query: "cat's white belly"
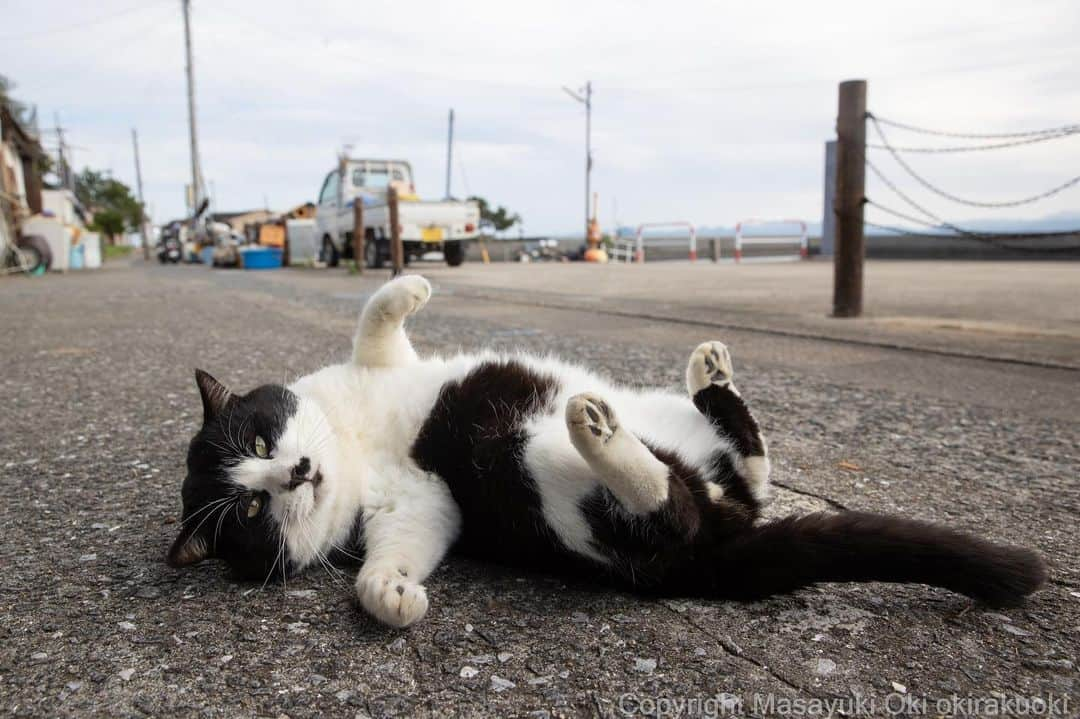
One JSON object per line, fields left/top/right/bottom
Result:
{"left": 616, "top": 390, "right": 733, "bottom": 469}
{"left": 299, "top": 352, "right": 738, "bottom": 571}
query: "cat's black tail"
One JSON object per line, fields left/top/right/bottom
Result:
{"left": 682, "top": 512, "right": 1047, "bottom": 606}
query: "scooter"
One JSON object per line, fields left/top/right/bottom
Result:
{"left": 157, "top": 223, "right": 183, "bottom": 264}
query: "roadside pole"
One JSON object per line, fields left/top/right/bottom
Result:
{"left": 821, "top": 140, "right": 837, "bottom": 256}
{"left": 833, "top": 79, "right": 867, "bottom": 318}
{"left": 353, "top": 201, "right": 364, "bottom": 275}
{"left": 444, "top": 109, "right": 454, "bottom": 199}
{"left": 388, "top": 186, "right": 403, "bottom": 277}
{"left": 131, "top": 128, "right": 150, "bottom": 260}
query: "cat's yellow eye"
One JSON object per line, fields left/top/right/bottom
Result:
{"left": 254, "top": 435, "right": 269, "bottom": 458}
{"left": 247, "top": 495, "right": 263, "bottom": 518}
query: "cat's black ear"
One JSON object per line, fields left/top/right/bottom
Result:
{"left": 195, "top": 368, "right": 233, "bottom": 423}
{"left": 166, "top": 531, "right": 210, "bottom": 568}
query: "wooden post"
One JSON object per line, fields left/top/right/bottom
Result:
{"left": 388, "top": 186, "right": 403, "bottom": 277}
{"left": 833, "top": 79, "right": 866, "bottom": 318}
{"left": 352, "top": 200, "right": 364, "bottom": 274}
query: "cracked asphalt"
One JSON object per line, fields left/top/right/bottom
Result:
{"left": 1, "top": 260, "right": 1077, "bottom": 718}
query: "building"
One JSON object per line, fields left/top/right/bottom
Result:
{"left": 209, "top": 209, "right": 276, "bottom": 234}
{"left": 0, "top": 103, "right": 46, "bottom": 244}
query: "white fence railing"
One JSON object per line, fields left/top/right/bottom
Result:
{"left": 613, "top": 221, "right": 698, "bottom": 263}
{"left": 734, "top": 219, "right": 808, "bottom": 262}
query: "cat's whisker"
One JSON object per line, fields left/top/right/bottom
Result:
{"left": 297, "top": 517, "right": 347, "bottom": 588}
{"left": 329, "top": 540, "right": 364, "bottom": 563}
{"left": 280, "top": 514, "right": 290, "bottom": 592}
{"left": 185, "top": 497, "right": 234, "bottom": 541}
{"left": 179, "top": 491, "right": 242, "bottom": 528}
{"left": 212, "top": 498, "right": 239, "bottom": 552}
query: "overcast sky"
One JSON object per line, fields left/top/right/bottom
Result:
{"left": 3, "top": 0, "right": 1078, "bottom": 233}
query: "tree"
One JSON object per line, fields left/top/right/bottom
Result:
{"left": 0, "top": 74, "right": 36, "bottom": 129}
{"left": 0, "top": 74, "right": 51, "bottom": 183}
{"left": 468, "top": 196, "right": 521, "bottom": 233}
{"left": 74, "top": 168, "right": 143, "bottom": 244}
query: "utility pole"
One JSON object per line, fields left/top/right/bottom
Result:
{"left": 182, "top": 0, "right": 203, "bottom": 224}
{"left": 562, "top": 81, "right": 592, "bottom": 243}
{"left": 832, "top": 79, "right": 867, "bottom": 318}
{"left": 444, "top": 109, "right": 454, "bottom": 200}
{"left": 54, "top": 113, "right": 71, "bottom": 190}
{"left": 131, "top": 128, "right": 150, "bottom": 260}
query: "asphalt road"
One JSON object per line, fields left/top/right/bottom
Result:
{"left": 1, "top": 261, "right": 1077, "bottom": 718}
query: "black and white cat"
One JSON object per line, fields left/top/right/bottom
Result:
{"left": 167, "top": 275, "right": 1046, "bottom": 627}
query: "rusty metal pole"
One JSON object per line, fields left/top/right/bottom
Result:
{"left": 388, "top": 186, "right": 403, "bottom": 277}
{"left": 833, "top": 79, "right": 867, "bottom": 318}
{"left": 352, "top": 200, "right": 364, "bottom": 274}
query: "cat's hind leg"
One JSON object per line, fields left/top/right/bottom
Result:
{"left": 566, "top": 393, "right": 699, "bottom": 539}
{"left": 351, "top": 275, "right": 431, "bottom": 368}
{"left": 686, "top": 341, "right": 771, "bottom": 501}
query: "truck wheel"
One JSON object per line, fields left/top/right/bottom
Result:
{"left": 445, "top": 241, "right": 466, "bottom": 267}
{"left": 364, "top": 238, "right": 384, "bottom": 269}
{"left": 320, "top": 236, "right": 339, "bottom": 267}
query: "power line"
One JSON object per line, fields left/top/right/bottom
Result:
{"left": 868, "top": 114, "right": 1080, "bottom": 208}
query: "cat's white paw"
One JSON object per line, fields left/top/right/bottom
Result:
{"left": 566, "top": 392, "right": 670, "bottom": 514}
{"left": 566, "top": 392, "right": 618, "bottom": 448}
{"left": 686, "top": 341, "right": 736, "bottom": 396}
{"left": 356, "top": 569, "right": 429, "bottom": 628}
{"left": 372, "top": 275, "right": 432, "bottom": 322}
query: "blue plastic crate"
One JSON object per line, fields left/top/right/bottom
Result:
{"left": 241, "top": 247, "right": 283, "bottom": 270}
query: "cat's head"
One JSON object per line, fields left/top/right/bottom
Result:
{"left": 166, "top": 369, "right": 338, "bottom": 581}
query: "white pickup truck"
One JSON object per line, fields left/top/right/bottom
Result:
{"left": 315, "top": 157, "right": 480, "bottom": 268}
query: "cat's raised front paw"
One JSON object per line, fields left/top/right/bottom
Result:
{"left": 356, "top": 569, "right": 429, "bottom": 628}
{"left": 372, "top": 275, "right": 432, "bottom": 322}
{"left": 686, "top": 341, "right": 736, "bottom": 396}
